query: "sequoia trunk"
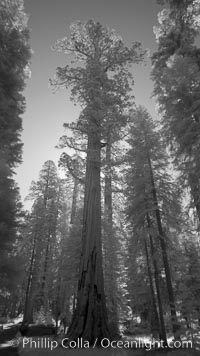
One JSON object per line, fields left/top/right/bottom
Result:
{"left": 67, "top": 131, "right": 111, "bottom": 344}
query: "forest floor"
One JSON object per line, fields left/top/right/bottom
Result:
{"left": 0, "top": 323, "right": 200, "bottom": 356}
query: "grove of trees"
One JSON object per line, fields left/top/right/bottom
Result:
{"left": 1, "top": 0, "right": 200, "bottom": 352}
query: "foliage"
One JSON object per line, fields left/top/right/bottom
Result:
{"left": 51, "top": 20, "right": 145, "bottom": 137}
{"left": 0, "top": 0, "right": 31, "bottom": 313}
{"left": 124, "top": 106, "right": 184, "bottom": 337}
{"left": 152, "top": 0, "right": 200, "bottom": 222}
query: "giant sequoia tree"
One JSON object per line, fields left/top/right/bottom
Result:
{"left": 51, "top": 20, "right": 144, "bottom": 342}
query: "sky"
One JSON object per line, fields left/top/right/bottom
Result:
{"left": 16, "top": 0, "right": 162, "bottom": 206}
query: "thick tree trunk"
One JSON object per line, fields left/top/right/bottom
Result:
{"left": 67, "top": 132, "right": 111, "bottom": 344}
{"left": 104, "top": 137, "right": 119, "bottom": 336}
{"left": 147, "top": 154, "right": 179, "bottom": 338}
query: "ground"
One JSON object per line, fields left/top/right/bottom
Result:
{"left": 1, "top": 323, "right": 200, "bottom": 356}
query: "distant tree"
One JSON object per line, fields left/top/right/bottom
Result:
{"left": 22, "top": 199, "right": 45, "bottom": 324}
{"left": 51, "top": 20, "right": 145, "bottom": 342}
{"left": 55, "top": 153, "right": 84, "bottom": 327}
{"left": 23, "top": 161, "right": 61, "bottom": 323}
{"left": 125, "top": 106, "right": 182, "bottom": 339}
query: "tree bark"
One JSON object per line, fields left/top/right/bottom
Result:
{"left": 103, "top": 136, "right": 119, "bottom": 336}
{"left": 67, "top": 131, "right": 111, "bottom": 344}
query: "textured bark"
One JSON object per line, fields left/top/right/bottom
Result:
{"left": 103, "top": 137, "right": 119, "bottom": 336}
{"left": 67, "top": 132, "right": 111, "bottom": 344}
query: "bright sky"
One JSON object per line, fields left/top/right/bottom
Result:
{"left": 15, "top": 0, "right": 162, "bottom": 205}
